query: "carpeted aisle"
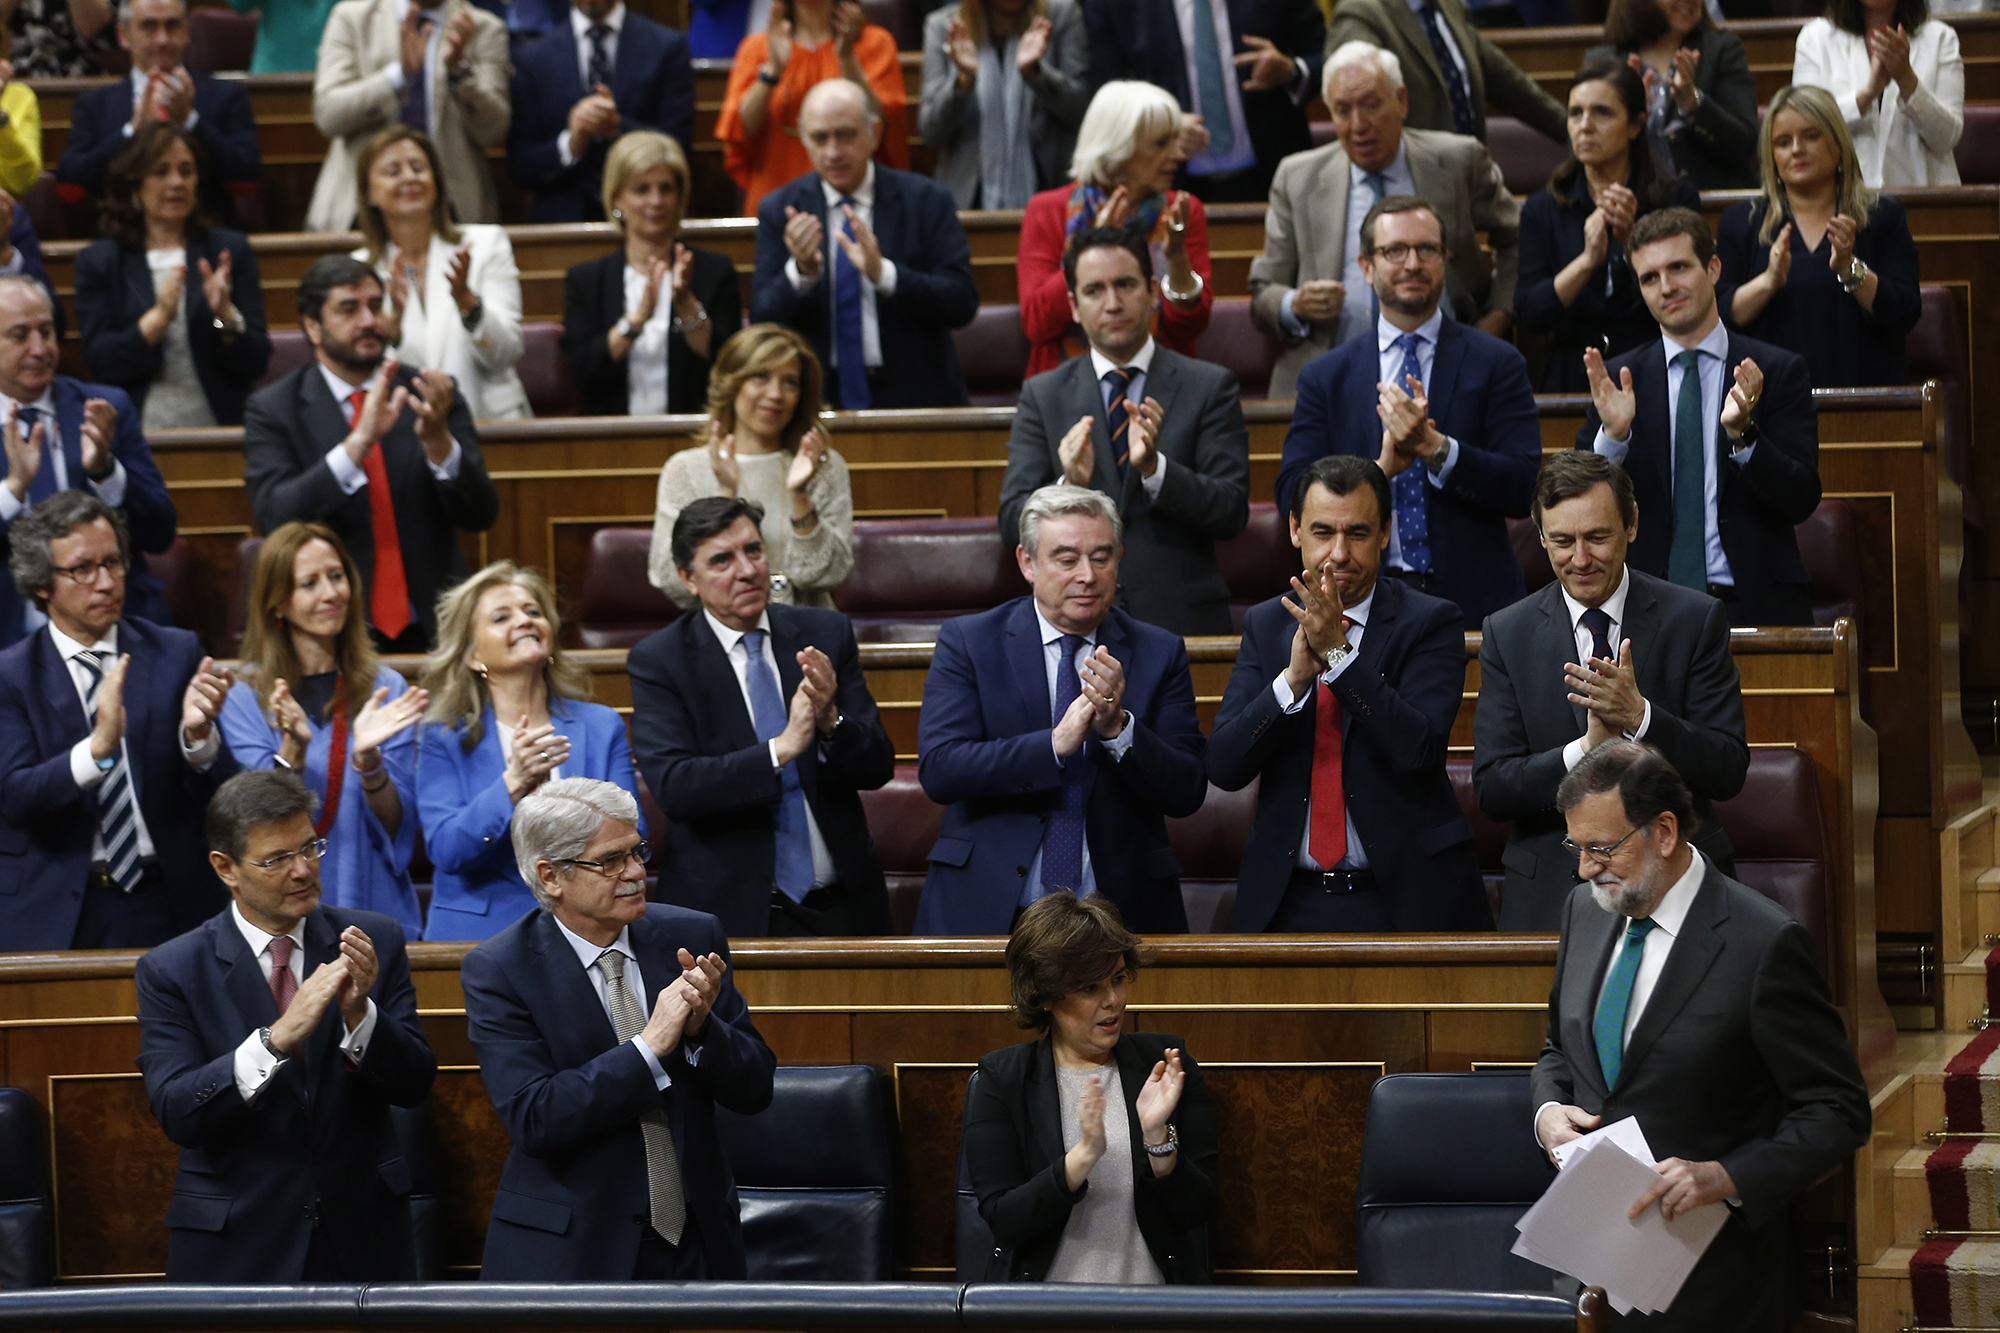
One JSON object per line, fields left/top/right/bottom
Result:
{"left": 1914, "top": 1006, "right": 2000, "bottom": 1323}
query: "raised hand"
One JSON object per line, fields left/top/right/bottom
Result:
{"left": 1765, "top": 222, "right": 1793, "bottom": 289}
{"left": 1016, "top": 15, "right": 1051, "bottom": 75}
{"left": 639, "top": 969, "right": 701, "bottom": 1058}
{"left": 1231, "top": 33, "right": 1295, "bottom": 91}
{"left": 197, "top": 252, "right": 238, "bottom": 329}
{"left": 1126, "top": 395, "right": 1162, "bottom": 479}
{"left": 345, "top": 358, "right": 407, "bottom": 466}
{"left": 76, "top": 399, "right": 118, "bottom": 482}
{"left": 407, "top": 366, "right": 457, "bottom": 461}
{"left": 835, "top": 204, "right": 884, "bottom": 284}
{"left": 1064, "top": 1070, "right": 1109, "bottom": 1189}
{"left": 3, "top": 399, "right": 43, "bottom": 502}
{"left": 131, "top": 70, "right": 162, "bottom": 128}
{"left": 1161, "top": 193, "right": 1191, "bottom": 270}
{"left": 267, "top": 957, "right": 349, "bottom": 1056}
{"left": 267, "top": 677, "right": 313, "bottom": 768}
{"left": 830, "top": 0, "right": 864, "bottom": 54}
{"left": 89, "top": 653, "right": 130, "bottom": 763}
{"left": 446, "top": 245, "right": 476, "bottom": 319}
{"left": 440, "top": 7, "right": 475, "bottom": 68}
{"left": 1827, "top": 213, "right": 1858, "bottom": 278}
{"left": 1565, "top": 638, "right": 1645, "bottom": 735}
{"left": 1597, "top": 182, "right": 1637, "bottom": 243}
{"left": 675, "top": 948, "right": 727, "bottom": 1036}
{"left": 503, "top": 715, "right": 570, "bottom": 801}
{"left": 1057, "top": 415, "right": 1095, "bottom": 486}
{"left": 773, "top": 664, "right": 822, "bottom": 765}
{"left": 157, "top": 66, "right": 195, "bottom": 124}
{"left": 1720, "top": 356, "right": 1763, "bottom": 438}
{"left": 1051, "top": 686, "right": 1095, "bottom": 760}
{"left": 1583, "top": 347, "right": 1636, "bottom": 441}
{"left": 1667, "top": 44, "right": 1700, "bottom": 113}
{"left": 945, "top": 14, "right": 978, "bottom": 83}
{"left": 783, "top": 205, "right": 825, "bottom": 280}
{"left": 399, "top": 5, "right": 428, "bottom": 80}
{"left": 334, "top": 925, "right": 378, "bottom": 1028}
{"left": 765, "top": 0, "right": 795, "bottom": 72}
{"left": 1291, "top": 278, "right": 1344, "bottom": 323}
{"left": 1581, "top": 204, "right": 1612, "bottom": 268}
{"left": 1285, "top": 559, "right": 1351, "bottom": 667}
{"left": 1080, "top": 646, "right": 1126, "bottom": 738}
{"left": 796, "top": 644, "right": 840, "bottom": 733}
{"left": 351, "top": 684, "right": 428, "bottom": 765}
{"left": 138, "top": 264, "right": 185, "bottom": 346}
{"left": 181, "top": 656, "right": 236, "bottom": 742}
{"left": 1134, "top": 1047, "right": 1186, "bottom": 1138}
{"left": 1868, "top": 23, "right": 1913, "bottom": 92}
{"left": 1092, "top": 184, "right": 1132, "bottom": 230}
{"left": 788, "top": 424, "right": 829, "bottom": 494}
{"left": 707, "top": 421, "right": 742, "bottom": 495}
{"left": 1178, "top": 111, "right": 1209, "bottom": 160}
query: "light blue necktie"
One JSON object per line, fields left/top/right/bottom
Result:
{"left": 740, "top": 630, "right": 814, "bottom": 902}
{"left": 1188, "top": 0, "right": 1236, "bottom": 157}
{"left": 831, "top": 198, "right": 871, "bottom": 409}
{"left": 1668, "top": 348, "right": 1708, "bottom": 591}
{"left": 1593, "top": 915, "right": 1657, "bottom": 1088}
{"left": 1391, "top": 333, "right": 1433, "bottom": 573}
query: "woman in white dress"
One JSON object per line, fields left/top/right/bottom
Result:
{"left": 1793, "top": 0, "right": 1963, "bottom": 187}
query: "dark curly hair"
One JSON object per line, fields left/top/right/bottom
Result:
{"left": 98, "top": 121, "right": 211, "bottom": 251}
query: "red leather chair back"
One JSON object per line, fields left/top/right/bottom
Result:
{"left": 859, "top": 767, "right": 946, "bottom": 934}
{"left": 1215, "top": 502, "right": 1296, "bottom": 631}
{"left": 1712, "top": 747, "right": 1833, "bottom": 978}
{"left": 1956, "top": 104, "right": 2000, "bottom": 185}
{"left": 18, "top": 172, "right": 63, "bottom": 243}
{"left": 1798, "top": 499, "right": 1864, "bottom": 631}
{"left": 951, "top": 304, "right": 1032, "bottom": 408}
{"left": 1509, "top": 517, "right": 1553, "bottom": 595}
{"left": 1484, "top": 117, "right": 1569, "bottom": 197}
{"left": 1191, "top": 297, "right": 1283, "bottom": 400}
{"left": 1311, "top": 120, "right": 1338, "bottom": 149}
{"left": 1908, "top": 284, "right": 1970, "bottom": 503}
{"left": 518, "top": 321, "right": 581, "bottom": 417}
{"left": 187, "top": 8, "right": 258, "bottom": 71}
{"left": 1166, "top": 781, "right": 1260, "bottom": 931}
{"left": 257, "top": 329, "right": 316, "bottom": 390}
{"left": 833, "top": 517, "right": 1029, "bottom": 642}
{"left": 1447, "top": 757, "right": 1511, "bottom": 922}
{"left": 574, "top": 527, "right": 683, "bottom": 648}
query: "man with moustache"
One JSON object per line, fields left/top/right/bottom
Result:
{"left": 242, "top": 255, "right": 497, "bottom": 651}
{"left": 1533, "top": 740, "right": 1868, "bottom": 1333}
{"left": 1210, "top": 454, "right": 1488, "bottom": 931}
{"left": 1475, "top": 451, "right": 1747, "bottom": 931}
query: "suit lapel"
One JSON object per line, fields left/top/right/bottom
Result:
{"left": 299, "top": 370, "right": 356, "bottom": 477}
{"left": 34, "top": 629, "right": 88, "bottom": 742}
{"left": 1567, "top": 899, "right": 1622, "bottom": 1095}
{"left": 690, "top": 613, "right": 760, "bottom": 754}
{"left": 768, "top": 607, "right": 817, "bottom": 804}
{"left": 1322, "top": 150, "right": 1353, "bottom": 273}
{"left": 1390, "top": 0, "right": 1447, "bottom": 89}
{"left": 628, "top": 910, "right": 682, "bottom": 1015}
{"left": 300, "top": 909, "right": 345, "bottom": 1078}
{"left": 214, "top": 910, "right": 281, "bottom": 1038}
{"left": 1636, "top": 343, "right": 1673, "bottom": 497}
{"left": 550, "top": 25, "right": 587, "bottom": 104}
{"left": 1026, "top": 1038, "right": 1066, "bottom": 1168}
{"left": 1427, "top": 320, "right": 1465, "bottom": 415}
{"left": 1003, "top": 599, "right": 1052, "bottom": 729}
{"left": 1531, "top": 586, "right": 1588, "bottom": 734}
{"left": 1618, "top": 865, "right": 1729, "bottom": 1079}
{"left": 52, "top": 380, "right": 86, "bottom": 498}
{"left": 530, "top": 910, "right": 622, "bottom": 1056}
{"left": 1621, "top": 572, "right": 1661, "bottom": 695}
{"left": 1140, "top": 351, "right": 1183, "bottom": 489}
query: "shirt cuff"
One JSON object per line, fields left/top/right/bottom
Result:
{"left": 1729, "top": 440, "right": 1755, "bottom": 466}
{"left": 87, "top": 458, "right": 128, "bottom": 509}
{"left": 383, "top": 61, "right": 407, "bottom": 94}
{"left": 1140, "top": 457, "right": 1166, "bottom": 499}
{"left": 183, "top": 724, "right": 221, "bottom": 771}
{"left": 121, "top": 121, "right": 135, "bottom": 139}
{"left": 1099, "top": 713, "right": 1136, "bottom": 759}
{"left": 1272, "top": 672, "right": 1307, "bottom": 713}
{"left": 768, "top": 738, "right": 783, "bottom": 770}
{"left": 0, "top": 247, "right": 24, "bottom": 275}
{"left": 234, "top": 1027, "right": 285, "bottom": 1103}
{"left": 70, "top": 737, "right": 106, "bottom": 790}
{"left": 0, "top": 481, "right": 25, "bottom": 521}
{"left": 325, "top": 443, "right": 368, "bottom": 494}
{"left": 1532, "top": 1099, "right": 1561, "bottom": 1150}
{"left": 1592, "top": 428, "right": 1631, "bottom": 464}
{"left": 1288, "top": 56, "right": 1312, "bottom": 105}
{"left": 874, "top": 258, "right": 898, "bottom": 297}
{"left": 1562, "top": 737, "right": 1587, "bottom": 771}
{"left": 341, "top": 998, "right": 378, "bottom": 1064}
{"left": 556, "top": 129, "right": 577, "bottom": 167}
{"left": 1627, "top": 698, "right": 1652, "bottom": 741}
{"left": 426, "top": 438, "right": 463, "bottom": 481}
{"left": 184, "top": 108, "right": 200, "bottom": 131}
{"left": 1278, "top": 289, "right": 1311, "bottom": 340}
{"left": 785, "top": 257, "right": 819, "bottom": 292}
{"left": 631, "top": 1034, "right": 672, "bottom": 1090}
{"left": 1425, "top": 436, "right": 1459, "bottom": 487}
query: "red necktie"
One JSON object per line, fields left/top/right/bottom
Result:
{"left": 1307, "top": 616, "right": 1354, "bottom": 870}
{"left": 346, "top": 389, "right": 412, "bottom": 641}
{"left": 268, "top": 935, "right": 298, "bottom": 1014}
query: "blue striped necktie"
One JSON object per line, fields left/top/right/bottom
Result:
{"left": 1593, "top": 915, "right": 1657, "bottom": 1088}
{"left": 76, "top": 650, "right": 142, "bottom": 892}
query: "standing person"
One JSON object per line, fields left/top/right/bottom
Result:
{"left": 1793, "top": 0, "right": 1962, "bottom": 187}
{"left": 1323, "top": 0, "right": 1566, "bottom": 146}
{"left": 219, "top": 523, "right": 429, "bottom": 939}
{"left": 225, "top": 0, "right": 339, "bottom": 70}
{"left": 1717, "top": 84, "right": 1921, "bottom": 388}
{"left": 0, "top": 59, "right": 41, "bottom": 198}
{"left": 1586, "top": 0, "right": 1759, "bottom": 191}
{"left": 134, "top": 769, "right": 437, "bottom": 1281}
{"left": 919, "top": 0, "right": 1089, "bottom": 211}
{"left": 6, "top": 0, "right": 112, "bottom": 77}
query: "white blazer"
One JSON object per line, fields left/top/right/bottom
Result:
{"left": 355, "top": 224, "right": 531, "bottom": 421}
{"left": 1792, "top": 17, "right": 1963, "bottom": 188}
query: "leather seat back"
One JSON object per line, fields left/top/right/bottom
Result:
{"left": 518, "top": 322, "right": 581, "bottom": 417}
{"left": 391, "top": 1101, "right": 445, "bottom": 1280}
{"left": 952, "top": 304, "right": 1033, "bottom": 407}
{"left": 226, "top": 534, "right": 265, "bottom": 655}
{"left": 1712, "top": 747, "right": 1832, "bottom": 977}
{"left": 1166, "top": 780, "right": 1258, "bottom": 931}
{"left": 574, "top": 527, "right": 682, "bottom": 648}
{"left": 256, "top": 329, "right": 316, "bottom": 391}
{"left": 834, "top": 517, "right": 1030, "bottom": 642}
{"left": 956, "top": 1068, "right": 1002, "bottom": 1283}
{"left": 858, "top": 767, "right": 946, "bottom": 934}
{"left": 1798, "top": 499, "right": 1865, "bottom": 630}
{"left": 1957, "top": 104, "right": 2000, "bottom": 185}
{"left": 1485, "top": 118, "right": 1569, "bottom": 197}
{"left": 1446, "top": 757, "right": 1512, "bottom": 922}
{"left": 1216, "top": 502, "right": 1296, "bottom": 632}
{"left": 1192, "top": 297, "right": 1284, "bottom": 400}
{"left": 1908, "top": 285, "right": 1971, "bottom": 503}
{"left": 0, "top": 1088, "right": 53, "bottom": 1289}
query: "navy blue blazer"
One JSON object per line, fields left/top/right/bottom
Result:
{"left": 0, "top": 376, "right": 177, "bottom": 647}
{"left": 56, "top": 73, "right": 261, "bottom": 225}
{"left": 0, "top": 618, "right": 239, "bottom": 949}
{"left": 750, "top": 166, "right": 979, "bottom": 409}
{"left": 913, "top": 598, "right": 1208, "bottom": 935}
{"left": 134, "top": 905, "right": 436, "bottom": 1281}
{"left": 75, "top": 228, "right": 272, "bottom": 426}
{"left": 507, "top": 15, "right": 695, "bottom": 223}
{"left": 463, "top": 903, "right": 777, "bottom": 1280}
{"left": 1275, "top": 319, "right": 1541, "bottom": 628}
{"left": 1208, "top": 578, "right": 1489, "bottom": 932}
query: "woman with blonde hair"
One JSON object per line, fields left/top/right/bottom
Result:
{"left": 646, "top": 324, "right": 854, "bottom": 608}
{"left": 562, "top": 131, "right": 743, "bottom": 417}
{"left": 217, "top": 522, "right": 429, "bottom": 935}
{"left": 1716, "top": 83, "right": 1920, "bottom": 387}
{"left": 352, "top": 126, "right": 530, "bottom": 421}
{"left": 414, "top": 562, "right": 643, "bottom": 940}
{"left": 1016, "top": 80, "right": 1209, "bottom": 378}
{"left": 918, "top": 0, "right": 1089, "bottom": 210}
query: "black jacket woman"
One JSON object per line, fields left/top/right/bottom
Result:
{"left": 1585, "top": 0, "right": 1758, "bottom": 190}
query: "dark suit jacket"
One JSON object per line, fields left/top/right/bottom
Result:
{"left": 134, "top": 905, "right": 436, "bottom": 1281}
{"left": 1585, "top": 29, "right": 1759, "bottom": 191}
{"left": 1276, "top": 318, "right": 1541, "bottom": 628}
{"left": 1575, "top": 330, "right": 1820, "bottom": 627}
{"left": 1473, "top": 570, "right": 1748, "bottom": 930}
{"left": 462, "top": 903, "right": 777, "bottom": 1280}
{"left": 57, "top": 73, "right": 262, "bottom": 225}
{"left": 10, "top": 204, "right": 63, "bottom": 338}
{"left": 1209, "top": 580, "right": 1489, "bottom": 931}
{"left": 1530, "top": 867, "right": 1870, "bottom": 1328}
{"left": 627, "top": 603, "right": 896, "bottom": 937}
{"left": 75, "top": 228, "right": 272, "bottom": 426}
{"left": 0, "top": 377, "right": 176, "bottom": 647}
{"left": 750, "top": 166, "right": 980, "bottom": 409}
{"left": 914, "top": 598, "right": 1208, "bottom": 935}
{"left": 241, "top": 363, "right": 498, "bottom": 646}
{"left": 561, "top": 245, "right": 741, "bottom": 416}
{"left": 1324, "top": 0, "right": 1567, "bottom": 144}
{"left": 506, "top": 15, "right": 695, "bottom": 223}
{"left": 997, "top": 348, "right": 1250, "bottom": 637}
{"left": 964, "top": 1032, "right": 1218, "bottom": 1283}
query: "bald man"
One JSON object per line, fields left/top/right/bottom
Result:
{"left": 749, "top": 79, "right": 979, "bottom": 410}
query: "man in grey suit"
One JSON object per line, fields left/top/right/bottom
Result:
{"left": 1533, "top": 741, "right": 1868, "bottom": 1333}
{"left": 1324, "top": 0, "right": 1564, "bottom": 146}
{"left": 1249, "top": 42, "right": 1519, "bottom": 399}
{"left": 1473, "top": 451, "right": 1746, "bottom": 931}
{"left": 997, "top": 226, "right": 1250, "bottom": 637}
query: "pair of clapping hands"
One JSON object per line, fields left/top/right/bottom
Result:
{"left": 84, "top": 652, "right": 235, "bottom": 763}
{"left": 635, "top": 947, "right": 731, "bottom": 1059}
{"left": 1062, "top": 1051, "right": 1188, "bottom": 1189}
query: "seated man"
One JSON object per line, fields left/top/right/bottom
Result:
{"left": 1474, "top": 450, "right": 1747, "bottom": 931}
{"left": 1323, "top": 0, "right": 1565, "bottom": 144}
{"left": 1248, "top": 41, "right": 1518, "bottom": 398}
{"left": 135, "top": 769, "right": 436, "bottom": 1281}
{"left": 0, "top": 493, "right": 237, "bottom": 950}
{"left": 463, "top": 777, "right": 776, "bottom": 1279}
{"left": 750, "top": 79, "right": 979, "bottom": 409}
{"left": 628, "top": 496, "right": 897, "bottom": 938}
{"left": 1210, "top": 454, "right": 1487, "bottom": 932}
{"left": 914, "top": 483, "right": 1208, "bottom": 936}
{"left": 1579, "top": 206, "right": 1820, "bottom": 627}
{"left": 1275, "top": 194, "right": 1539, "bottom": 629}
{"left": 506, "top": 0, "right": 694, "bottom": 223}
{"left": 997, "top": 225, "right": 1249, "bottom": 638}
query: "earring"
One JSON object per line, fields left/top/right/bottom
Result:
{"left": 611, "top": 208, "right": 623, "bottom": 222}
{"left": 471, "top": 660, "right": 489, "bottom": 680}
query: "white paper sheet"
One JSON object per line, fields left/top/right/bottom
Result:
{"left": 1551, "top": 1116, "right": 1657, "bottom": 1171}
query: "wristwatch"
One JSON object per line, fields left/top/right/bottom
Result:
{"left": 612, "top": 316, "right": 636, "bottom": 341}
{"left": 1839, "top": 256, "right": 1870, "bottom": 294}
{"left": 212, "top": 310, "right": 246, "bottom": 335}
{"left": 757, "top": 64, "right": 781, "bottom": 86}
{"left": 1323, "top": 641, "right": 1355, "bottom": 673}
{"left": 1728, "top": 420, "right": 1761, "bottom": 450}
{"left": 1143, "top": 1123, "right": 1180, "bottom": 1157}
{"left": 258, "top": 1026, "right": 281, "bottom": 1057}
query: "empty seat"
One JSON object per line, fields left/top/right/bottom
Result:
{"left": 573, "top": 526, "right": 682, "bottom": 648}
{"left": 225, "top": 534, "right": 265, "bottom": 655}
{"left": 186, "top": 6, "right": 258, "bottom": 71}
{"left": 1908, "top": 284, "right": 1970, "bottom": 508}
{"left": 1446, "top": 757, "right": 1512, "bottom": 922}
{"left": 1191, "top": 296, "right": 1283, "bottom": 400}
{"left": 0, "top": 1088, "right": 53, "bottom": 1289}
{"left": 1712, "top": 746, "right": 1833, "bottom": 979}
{"left": 1956, "top": 104, "right": 2000, "bottom": 185}
{"left": 517, "top": 321, "right": 580, "bottom": 417}
{"left": 18, "top": 172, "right": 63, "bottom": 243}
{"left": 832, "top": 516, "right": 1028, "bottom": 643}
{"left": 257, "top": 329, "right": 315, "bottom": 391}
{"left": 952, "top": 304, "right": 1033, "bottom": 408}
{"left": 1215, "top": 501, "right": 1294, "bottom": 631}
{"left": 1166, "top": 780, "right": 1258, "bottom": 930}
{"left": 858, "top": 766, "right": 945, "bottom": 934}
{"left": 1798, "top": 499, "right": 1864, "bottom": 632}
{"left": 1485, "top": 116, "right": 1568, "bottom": 197}
{"left": 956, "top": 1069, "right": 999, "bottom": 1283}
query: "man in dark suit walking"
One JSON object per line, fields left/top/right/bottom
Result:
{"left": 997, "top": 226, "right": 1249, "bottom": 638}
{"left": 751, "top": 79, "right": 979, "bottom": 410}
{"left": 463, "top": 777, "right": 776, "bottom": 1280}
{"left": 914, "top": 483, "right": 1208, "bottom": 936}
{"left": 1533, "top": 741, "right": 1869, "bottom": 1333}
{"left": 506, "top": 0, "right": 694, "bottom": 223}
{"left": 1475, "top": 451, "right": 1747, "bottom": 931}
{"left": 1276, "top": 194, "right": 1540, "bottom": 629}
{"left": 0, "top": 492, "right": 237, "bottom": 950}
{"left": 135, "top": 769, "right": 436, "bottom": 1281}
{"left": 1210, "top": 454, "right": 1487, "bottom": 932}
{"left": 1579, "top": 207, "right": 1820, "bottom": 627}
{"left": 242, "top": 255, "right": 498, "bottom": 651}
{"left": 628, "top": 496, "right": 896, "bottom": 938}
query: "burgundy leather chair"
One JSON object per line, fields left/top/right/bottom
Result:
{"left": 225, "top": 535, "right": 264, "bottom": 655}
{"left": 257, "top": 329, "right": 316, "bottom": 391}
{"left": 1166, "top": 781, "right": 1260, "bottom": 930}
{"left": 1192, "top": 297, "right": 1285, "bottom": 400}
{"left": 1908, "top": 284, "right": 1970, "bottom": 511}
{"left": 1509, "top": 517, "right": 1553, "bottom": 596}
{"left": 1956, "top": 104, "right": 2000, "bottom": 185}
{"left": 1484, "top": 117, "right": 1569, "bottom": 197}
{"left": 18, "top": 173, "right": 63, "bottom": 243}
{"left": 1216, "top": 502, "right": 1296, "bottom": 631}
{"left": 573, "top": 527, "right": 682, "bottom": 648}
{"left": 1447, "top": 757, "right": 1513, "bottom": 923}
{"left": 186, "top": 7, "right": 258, "bottom": 71}
{"left": 1798, "top": 499, "right": 1864, "bottom": 631}
{"left": 951, "top": 304, "right": 1033, "bottom": 408}
{"left": 1311, "top": 120, "right": 1338, "bottom": 149}
{"left": 518, "top": 321, "right": 581, "bottom": 417}
{"left": 832, "top": 517, "right": 1028, "bottom": 643}
{"left": 858, "top": 767, "right": 945, "bottom": 934}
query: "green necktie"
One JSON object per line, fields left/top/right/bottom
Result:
{"left": 1593, "top": 915, "right": 1657, "bottom": 1089}
{"left": 1668, "top": 348, "right": 1708, "bottom": 591}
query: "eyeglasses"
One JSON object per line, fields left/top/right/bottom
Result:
{"left": 1561, "top": 826, "right": 1640, "bottom": 866}
{"left": 561, "top": 842, "right": 650, "bottom": 878}
{"left": 247, "top": 838, "right": 329, "bottom": 873}
{"left": 1369, "top": 242, "right": 1446, "bottom": 265}
{"left": 51, "top": 555, "right": 127, "bottom": 585}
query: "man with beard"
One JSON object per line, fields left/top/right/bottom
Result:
{"left": 242, "top": 255, "right": 497, "bottom": 651}
{"left": 1275, "top": 194, "right": 1540, "bottom": 628}
{"left": 1532, "top": 740, "right": 1868, "bottom": 1333}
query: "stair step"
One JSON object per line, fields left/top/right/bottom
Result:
{"left": 1860, "top": 1248, "right": 1915, "bottom": 1333}
{"left": 1899, "top": 1145, "right": 1943, "bottom": 1250}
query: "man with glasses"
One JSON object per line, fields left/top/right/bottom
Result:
{"left": 1474, "top": 451, "right": 1747, "bottom": 930}
{"left": 462, "top": 776, "right": 775, "bottom": 1279}
{"left": 0, "top": 491, "right": 237, "bottom": 949}
{"left": 1531, "top": 740, "right": 1867, "bottom": 1332}
{"left": 133, "top": 768, "right": 435, "bottom": 1280}
{"left": 1275, "top": 194, "right": 1540, "bottom": 629}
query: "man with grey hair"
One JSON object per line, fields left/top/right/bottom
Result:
{"left": 914, "top": 482, "right": 1207, "bottom": 935}
{"left": 1249, "top": 40, "right": 1519, "bottom": 396}
{"left": 462, "top": 776, "right": 776, "bottom": 1281}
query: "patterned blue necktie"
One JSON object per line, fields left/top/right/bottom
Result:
{"left": 586, "top": 22, "right": 613, "bottom": 90}
{"left": 1416, "top": 1, "right": 1478, "bottom": 136}
{"left": 401, "top": 11, "right": 434, "bottom": 130}
{"left": 740, "top": 630, "right": 814, "bottom": 902}
{"left": 1668, "top": 348, "right": 1708, "bottom": 591}
{"left": 1593, "top": 915, "right": 1657, "bottom": 1088}
{"left": 1103, "top": 367, "right": 1133, "bottom": 480}
{"left": 1188, "top": 0, "right": 1236, "bottom": 157}
{"left": 1579, "top": 607, "right": 1614, "bottom": 663}
{"left": 1391, "top": 333, "right": 1433, "bottom": 573}
{"left": 831, "top": 198, "right": 871, "bottom": 409}
{"left": 18, "top": 406, "right": 53, "bottom": 505}
{"left": 76, "top": 651, "right": 143, "bottom": 892}
{"left": 1039, "top": 634, "right": 1088, "bottom": 895}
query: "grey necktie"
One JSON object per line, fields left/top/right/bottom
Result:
{"left": 595, "top": 948, "right": 686, "bottom": 1244}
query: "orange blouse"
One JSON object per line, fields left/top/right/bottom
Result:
{"left": 715, "top": 27, "right": 910, "bottom": 218}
